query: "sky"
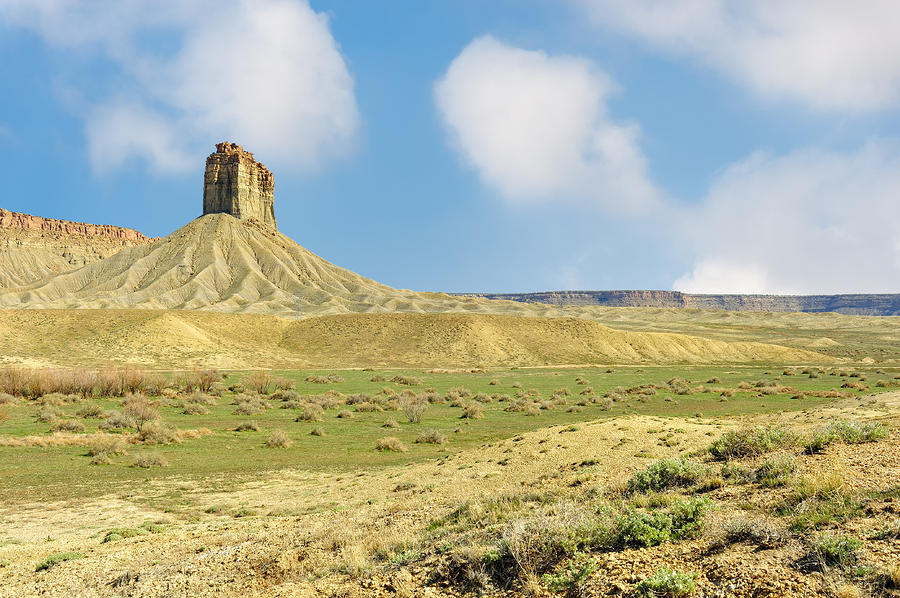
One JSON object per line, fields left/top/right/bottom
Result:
{"left": 1, "top": 0, "right": 899, "bottom": 295}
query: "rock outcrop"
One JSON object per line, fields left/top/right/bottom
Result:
{"left": 202, "top": 142, "right": 276, "bottom": 230}
{"left": 0, "top": 209, "right": 152, "bottom": 242}
{"left": 462, "top": 290, "right": 900, "bottom": 316}
{"left": 0, "top": 209, "right": 154, "bottom": 288}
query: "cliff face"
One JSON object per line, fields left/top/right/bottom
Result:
{"left": 0, "top": 209, "right": 154, "bottom": 288}
{"left": 464, "top": 290, "right": 900, "bottom": 316}
{"left": 202, "top": 142, "right": 276, "bottom": 230}
{"left": 0, "top": 209, "right": 152, "bottom": 243}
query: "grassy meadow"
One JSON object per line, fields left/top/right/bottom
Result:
{"left": 1, "top": 364, "right": 896, "bottom": 507}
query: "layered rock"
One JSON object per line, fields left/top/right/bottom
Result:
{"left": 0, "top": 208, "right": 152, "bottom": 242}
{"left": 202, "top": 142, "right": 276, "bottom": 230}
{"left": 462, "top": 290, "right": 900, "bottom": 316}
{"left": 0, "top": 209, "right": 154, "bottom": 288}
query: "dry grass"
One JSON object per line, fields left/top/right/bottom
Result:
{"left": 266, "top": 429, "right": 292, "bottom": 448}
{"left": 375, "top": 437, "right": 407, "bottom": 452}
{"left": 132, "top": 453, "right": 167, "bottom": 468}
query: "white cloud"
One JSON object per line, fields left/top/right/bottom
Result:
{"left": 673, "top": 142, "right": 900, "bottom": 294}
{"left": 434, "top": 36, "right": 658, "bottom": 212}
{"left": 576, "top": 0, "right": 900, "bottom": 111}
{"left": 0, "top": 0, "right": 359, "bottom": 174}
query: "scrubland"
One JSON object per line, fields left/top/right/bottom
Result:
{"left": 0, "top": 363, "right": 897, "bottom": 597}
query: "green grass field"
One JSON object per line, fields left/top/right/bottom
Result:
{"left": 1, "top": 365, "right": 896, "bottom": 508}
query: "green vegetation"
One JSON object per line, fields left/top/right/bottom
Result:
{"left": 626, "top": 458, "right": 711, "bottom": 494}
{"left": 709, "top": 425, "right": 799, "bottom": 460}
{"left": 35, "top": 551, "right": 83, "bottom": 572}
{"left": 0, "top": 364, "right": 895, "bottom": 506}
{"left": 634, "top": 567, "right": 698, "bottom": 597}
{"left": 804, "top": 420, "right": 889, "bottom": 454}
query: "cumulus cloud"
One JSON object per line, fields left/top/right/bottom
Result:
{"left": 0, "top": 0, "right": 359, "bottom": 174}
{"left": 434, "top": 36, "right": 658, "bottom": 212}
{"left": 673, "top": 142, "right": 900, "bottom": 294}
{"left": 575, "top": 0, "right": 900, "bottom": 111}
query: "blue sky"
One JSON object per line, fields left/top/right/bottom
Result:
{"left": 1, "top": 1, "right": 899, "bottom": 294}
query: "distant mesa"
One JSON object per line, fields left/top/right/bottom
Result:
{"left": 203, "top": 142, "right": 277, "bottom": 230}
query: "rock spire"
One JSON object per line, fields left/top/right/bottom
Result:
{"left": 202, "top": 142, "right": 276, "bottom": 229}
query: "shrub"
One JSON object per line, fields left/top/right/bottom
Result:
{"left": 35, "top": 406, "right": 61, "bottom": 423}
{"left": 416, "top": 429, "right": 447, "bottom": 445}
{"left": 99, "top": 411, "right": 135, "bottom": 430}
{"left": 336, "top": 409, "right": 354, "bottom": 419}
{"left": 376, "top": 437, "right": 407, "bottom": 452}
{"left": 76, "top": 403, "right": 105, "bottom": 419}
{"left": 234, "top": 421, "right": 259, "bottom": 432}
{"left": 132, "top": 453, "right": 167, "bottom": 468}
{"left": 754, "top": 455, "right": 797, "bottom": 487}
{"left": 614, "top": 497, "right": 710, "bottom": 548}
{"left": 370, "top": 374, "right": 387, "bottom": 383}
{"left": 296, "top": 403, "right": 325, "bottom": 422}
{"left": 136, "top": 421, "right": 179, "bottom": 444}
{"left": 461, "top": 403, "right": 484, "bottom": 419}
{"left": 246, "top": 371, "right": 273, "bottom": 394}
{"left": 122, "top": 394, "right": 159, "bottom": 431}
{"left": 399, "top": 395, "right": 428, "bottom": 423}
{"left": 50, "top": 419, "right": 86, "bottom": 433}
{"left": 488, "top": 379, "right": 499, "bottom": 386}
{"left": 382, "top": 418, "right": 400, "bottom": 429}
{"left": 781, "top": 474, "right": 862, "bottom": 531}
{"left": 233, "top": 400, "right": 265, "bottom": 416}
{"left": 305, "top": 373, "right": 344, "bottom": 384}
{"left": 310, "top": 426, "right": 325, "bottom": 436}
{"left": 634, "top": 568, "right": 698, "bottom": 597}
{"left": 182, "top": 403, "right": 209, "bottom": 415}
{"left": 35, "top": 551, "right": 83, "bottom": 572}
{"left": 354, "top": 401, "right": 383, "bottom": 412}
{"left": 715, "top": 517, "right": 786, "bottom": 549}
{"left": 709, "top": 425, "right": 798, "bottom": 460}
{"left": 804, "top": 420, "right": 888, "bottom": 454}
{"left": 0, "top": 407, "right": 6, "bottom": 423}
{"left": 87, "top": 436, "right": 127, "bottom": 463}
{"left": 266, "top": 429, "right": 292, "bottom": 448}
{"left": 0, "top": 392, "right": 17, "bottom": 405}
{"left": 626, "top": 459, "right": 709, "bottom": 494}
{"left": 272, "top": 376, "right": 295, "bottom": 391}
{"left": 391, "top": 374, "right": 422, "bottom": 386}
{"left": 802, "top": 533, "right": 862, "bottom": 571}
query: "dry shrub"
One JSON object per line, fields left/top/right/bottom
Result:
{"left": 272, "top": 376, "right": 295, "bottom": 391}
{"left": 306, "top": 374, "right": 345, "bottom": 384}
{"left": 370, "top": 374, "right": 387, "bottom": 383}
{"left": 35, "top": 406, "right": 61, "bottom": 423}
{"left": 416, "top": 429, "right": 447, "bottom": 445}
{"left": 246, "top": 371, "right": 273, "bottom": 394}
{"left": 354, "top": 402, "right": 382, "bottom": 413}
{"left": 178, "top": 369, "right": 220, "bottom": 393}
{"left": 182, "top": 403, "right": 209, "bottom": 415}
{"left": 136, "top": 421, "right": 179, "bottom": 445}
{"left": 0, "top": 392, "right": 17, "bottom": 405}
{"left": 336, "top": 409, "right": 354, "bottom": 419}
{"left": 50, "top": 419, "right": 86, "bottom": 433}
{"left": 0, "top": 407, "right": 6, "bottom": 423}
{"left": 310, "top": 426, "right": 325, "bottom": 436}
{"left": 88, "top": 435, "right": 127, "bottom": 464}
{"left": 376, "top": 437, "right": 407, "bottom": 452}
{"left": 382, "top": 418, "right": 400, "bottom": 429}
{"left": 296, "top": 403, "right": 325, "bottom": 422}
{"left": 461, "top": 403, "right": 484, "bottom": 419}
{"left": 266, "top": 429, "right": 292, "bottom": 448}
{"left": 399, "top": 395, "right": 428, "bottom": 423}
{"left": 76, "top": 403, "right": 105, "bottom": 419}
{"left": 99, "top": 411, "right": 135, "bottom": 431}
{"left": 122, "top": 394, "right": 159, "bottom": 431}
{"left": 233, "top": 397, "right": 268, "bottom": 415}
{"left": 132, "top": 453, "right": 167, "bottom": 468}
{"left": 234, "top": 421, "right": 259, "bottom": 432}
{"left": 390, "top": 375, "right": 422, "bottom": 386}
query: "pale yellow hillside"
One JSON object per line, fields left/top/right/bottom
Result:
{"left": 0, "top": 309, "right": 829, "bottom": 368}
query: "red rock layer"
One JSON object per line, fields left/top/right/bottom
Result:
{"left": 0, "top": 208, "right": 153, "bottom": 242}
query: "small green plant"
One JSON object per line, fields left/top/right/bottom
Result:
{"left": 805, "top": 533, "right": 862, "bottom": 570}
{"left": 626, "top": 458, "right": 709, "bottom": 494}
{"left": 541, "top": 552, "right": 596, "bottom": 594}
{"left": 35, "top": 552, "right": 83, "bottom": 572}
{"left": 754, "top": 455, "right": 797, "bottom": 487}
{"left": 614, "top": 497, "right": 710, "bottom": 548}
{"left": 634, "top": 567, "right": 698, "bottom": 597}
